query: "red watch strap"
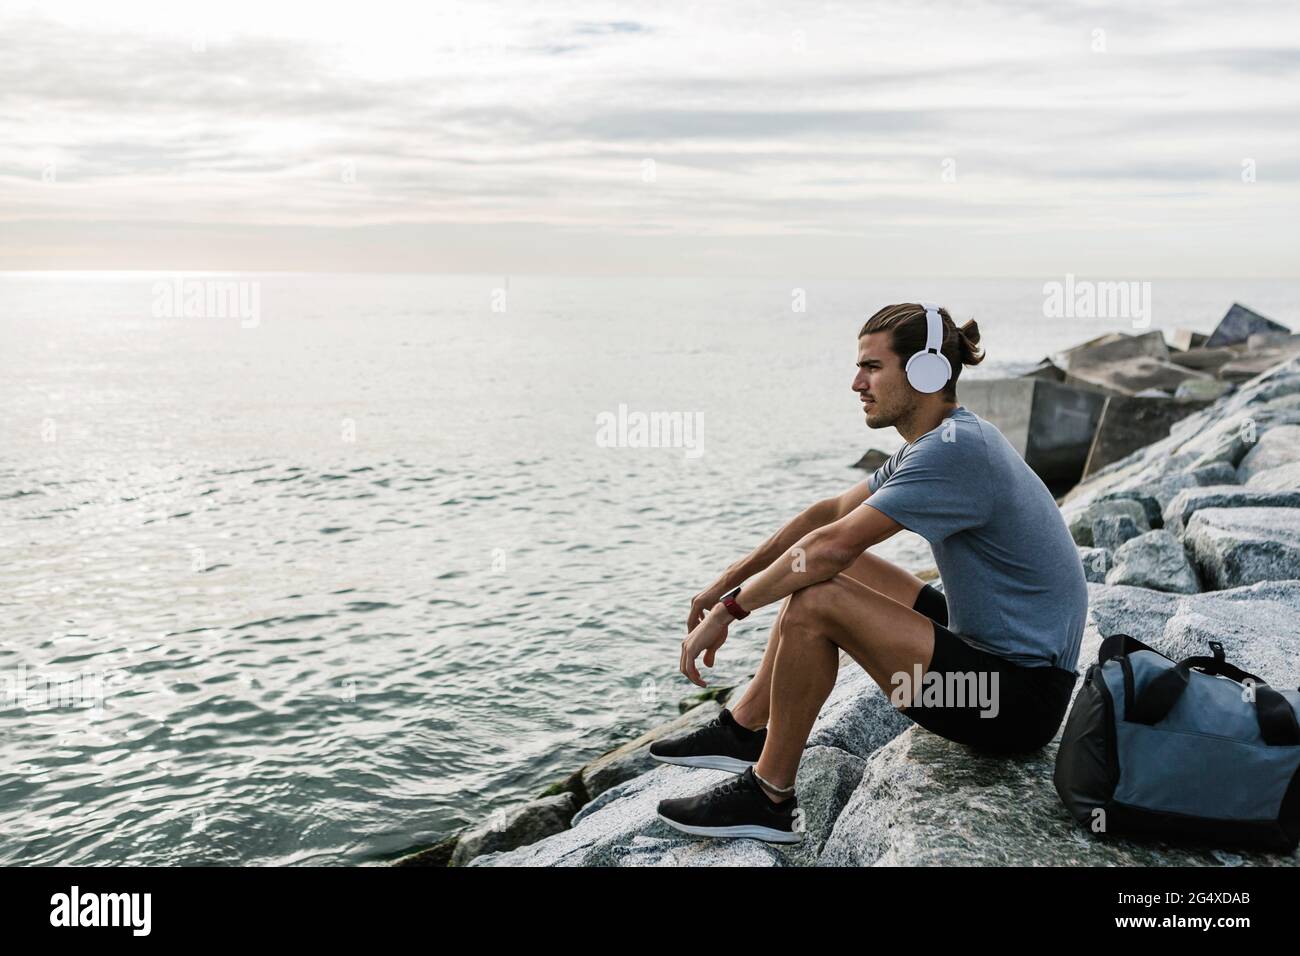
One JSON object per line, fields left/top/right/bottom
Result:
{"left": 721, "top": 588, "right": 750, "bottom": 620}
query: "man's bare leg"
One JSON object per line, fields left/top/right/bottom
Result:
{"left": 752, "top": 571, "right": 938, "bottom": 801}
{"left": 728, "top": 551, "right": 930, "bottom": 731}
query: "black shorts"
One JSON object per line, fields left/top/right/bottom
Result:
{"left": 903, "top": 584, "right": 1078, "bottom": 754}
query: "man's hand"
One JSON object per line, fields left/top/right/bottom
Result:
{"left": 680, "top": 606, "right": 731, "bottom": 687}
{"left": 687, "top": 581, "right": 729, "bottom": 632}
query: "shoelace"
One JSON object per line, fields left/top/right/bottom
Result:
{"left": 713, "top": 775, "right": 746, "bottom": 798}
{"left": 710, "top": 775, "right": 803, "bottom": 835}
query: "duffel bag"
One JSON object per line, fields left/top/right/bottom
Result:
{"left": 1054, "top": 633, "right": 1300, "bottom": 851}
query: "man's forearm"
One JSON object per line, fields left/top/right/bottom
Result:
{"left": 715, "top": 499, "right": 837, "bottom": 589}
{"left": 722, "top": 525, "right": 856, "bottom": 616}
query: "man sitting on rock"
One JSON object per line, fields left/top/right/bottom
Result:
{"left": 652, "top": 302, "right": 1089, "bottom": 844}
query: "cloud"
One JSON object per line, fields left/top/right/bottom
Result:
{"left": 0, "top": 1, "right": 1297, "bottom": 273}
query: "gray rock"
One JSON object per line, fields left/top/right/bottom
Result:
{"left": 1247, "top": 331, "right": 1300, "bottom": 350}
{"left": 470, "top": 764, "right": 736, "bottom": 866}
{"left": 1234, "top": 372, "right": 1300, "bottom": 409}
{"left": 450, "top": 791, "right": 579, "bottom": 866}
{"left": 1081, "top": 394, "right": 1212, "bottom": 480}
{"left": 598, "top": 834, "right": 793, "bottom": 867}
{"left": 960, "top": 377, "right": 1109, "bottom": 490}
{"left": 1169, "top": 346, "right": 1239, "bottom": 373}
{"left": 1184, "top": 507, "right": 1300, "bottom": 589}
{"left": 1087, "top": 579, "right": 1300, "bottom": 654}
{"left": 1237, "top": 424, "right": 1300, "bottom": 483}
{"left": 852, "top": 448, "right": 890, "bottom": 471}
{"left": 390, "top": 834, "right": 459, "bottom": 867}
{"left": 804, "top": 662, "right": 914, "bottom": 758}
{"left": 1086, "top": 583, "right": 1182, "bottom": 645}
{"left": 1105, "top": 529, "right": 1200, "bottom": 593}
{"left": 1161, "top": 602, "right": 1300, "bottom": 687}
{"left": 1168, "top": 328, "right": 1208, "bottom": 352}
{"left": 1175, "top": 378, "right": 1234, "bottom": 402}
{"left": 1190, "top": 461, "right": 1239, "bottom": 485}
{"left": 1205, "top": 303, "right": 1291, "bottom": 349}
{"left": 818, "top": 726, "right": 1294, "bottom": 867}
{"left": 1140, "top": 467, "right": 1249, "bottom": 514}
{"left": 1057, "top": 330, "right": 1169, "bottom": 370}
{"left": 1163, "top": 485, "right": 1300, "bottom": 534}
{"left": 1067, "top": 498, "right": 1149, "bottom": 547}
{"left": 779, "top": 746, "right": 867, "bottom": 863}
{"left": 1180, "top": 412, "right": 1272, "bottom": 470}
{"left": 1021, "top": 358, "right": 1066, "bottom": 381}
{"left": 819, "top": 604, "right": 1300, "bottom": 867}
{"left": 473, "top": 746, "right": 863, "bottom": 867}
{"left": 1078, "top": 546, "right": 1111, "bottom": 583}
{"left": 1095, "top": 490, "right": 1163, "bottom": 528}
{"left": 578, "top": 699, "right": 721, "bottom": 800}
{"left": 1246, "top": 462, "right": 1300, "bottom": 491}
{"left": 1220, "top": 347, "right": 1300, "bottom": 383}
{"left": 1171, "top": 378, "right": 1300, "bottom": 473}
{"left": 1092, "top": 514, "right": 1143, "bottom": 553}
{"left": 1066, "top": 357, "right": 1214, "bottom": 397}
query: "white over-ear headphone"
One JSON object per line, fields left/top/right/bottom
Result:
{"left": 904, "top": 302, "right": 952, "bottom": 393}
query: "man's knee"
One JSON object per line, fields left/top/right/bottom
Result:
{"left": 783, "top": 579, "right": 842, "bottom": 630}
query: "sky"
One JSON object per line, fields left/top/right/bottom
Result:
{"left": 2, "top": 0, "right": 1298, "bottom": 276}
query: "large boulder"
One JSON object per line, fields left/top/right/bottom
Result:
{"left": 1163, "top": 485, "right": 1300, "bottom": 533}
{"left": 1169, "top": 346, "right": 1240, "bottom": 372}
{"left": 1183, "top": 507, "right": 1300, "bottom": 589}
{"left": 471, "top": 746, "right": 863, "bottom": 867}
{"left": 1247, "top": 462, "right": 1300, "bottom": 492}
{"left": 1060, "top": 357, "right": 1300, "bottom": 515}
{"left": 960, "top": 377, "right": 1108, "bottom": 491}
{"left": 1104, "top": 529, "right": 1200, "bottom": 593}
{"left": 1078, "top": 547, "right": 1111, "bottom": 583}
{"left": 1092, "top": 514, "right": 1143, "bottom": 553}
{"left": 471, "top": 656, "right": 911, "bottom": 866}
{"left": 1057, "top": 330, "right": 1169, "bottom": 370}
{"left": 1157, "top": 586, "right": 1300, "bottom": 681}
{"left": 1175, "top": 378, "right": 1235, "bottom": 402}
{"left": 1081, "top": 394, "right": 1211, "bottom": 478}
{"left": 1205, "top": 303, "right": 1291, "bottom": 349}
{"left": 1094, "top": 490, "right": 1164, "bottom": 528}
{"left": 1168, "top": 328, "right": 1209, "bottom": 352}
{"left": 852, "top": 448, "right": 890, "bottom": 471}
{"left": 801, "top": 659, "right": 915, "bottom": 757}
{"left": 1067, "top": 498, "right": 1149, "bottom": 547}
{"left": 820, "top": 591, "right": 1300, "bottom": 867}
{"left": 1248, "top": 331, "right": 1300, "bottom": 350}
{"left": 450, "top": 791, "right": 580, "bottom": 866}
{"left": 1066, "top": 357, "right": 1214, "bottom": 397}
{"left": 1220, "top": 346, "right": 1300, "bottom": 382}
{"left": 817, "top": 725, "right": 1294, "bottom": 867}
{"left": 1021, "top": 357, "right": 1066, "bottom": 381}
{"left": 1088, "top": 580, "right": 1300, "bottom": 677}
{"left": 1237, "top": 424, "right": 1300, "bottom": 483}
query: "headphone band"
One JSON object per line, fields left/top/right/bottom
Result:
{"left": 920, "top": 302, "right": 943, "bottom": 354}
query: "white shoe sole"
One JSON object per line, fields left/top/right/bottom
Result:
{"left": 656, "top": 812, "right": 804, "bottom": 845}
{"left": 649, "top": 752, "right": 755, "bottom": 773}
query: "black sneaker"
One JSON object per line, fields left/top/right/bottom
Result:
{"left": 656, "top": 766, "right": 804, "bottom": 844}
{"left": 648, "top": 707, "right": 766, "bottom": 773}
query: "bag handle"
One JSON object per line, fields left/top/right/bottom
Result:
{"left": 1128, "top": 641, "right": 1300, "bottom": 746}
{"left": 1098, "top": 633, "right": 1162, "bottom": 665}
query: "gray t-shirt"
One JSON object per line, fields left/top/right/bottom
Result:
{"left": 865, "top": 405, "right": 1088, "bottom": 671}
